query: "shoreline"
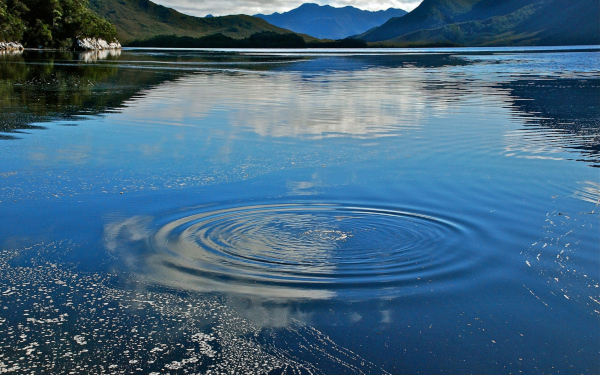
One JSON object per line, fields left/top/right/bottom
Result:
{"left": 0, "top": 38, "right": 122, "bottom": 53}
{"left": 76, "top": 38, "right": 122, "bottom": 51}
{"left": 0, "top": 42, "right": 24, "bottom": 52}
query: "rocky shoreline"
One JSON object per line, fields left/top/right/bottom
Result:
{"left": 76, "top": 38, "right": 122, "bottom": 51}
{"left": 0, "top": 38, "right": 121, "bottom": 52}
{"left": 0, "top": 42, "right": 24, "bottom": 52}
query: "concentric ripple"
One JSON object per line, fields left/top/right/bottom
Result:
{"left": 138, "top": 203, "right": 475, "bottom": 299}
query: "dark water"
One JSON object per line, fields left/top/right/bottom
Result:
{"left": 0, "top": 47, "right": 598, "bottom": 374}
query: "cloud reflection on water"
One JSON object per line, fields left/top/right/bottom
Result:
{"left": 120, "top": 68, "right": 429, "bottom": 140}
{"left": 111, "top": 52, "right": 599, "bottom": 166}
{"left": 104, "top": 213, "right": 337, "bottom": 300}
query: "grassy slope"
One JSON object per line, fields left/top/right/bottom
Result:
{"left": 380, "top": 0, "right": 599, "bottom": 46}
{"left": 87, "top": 0, "right": 310, "bottom": 44}
{"left": 383, "top": 2, "right": 541, "bottom": 46}
{"left": 357, "top": 0, "right": 484, "bottom": 42}
{"left": 518, "top": 0, "right": 600, "bottom": 45}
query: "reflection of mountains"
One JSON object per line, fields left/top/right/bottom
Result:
{"left": 499, "top": 78, "right": 600, "bottom": 166}
{"left": 5, "top": 51, "right": 598, "bottom": 166}
{"left": 273, "top": 53, "right": 470, "bottom": 73}
{"left": 0, "top": 51, "right": 187, "bottom": 139}
{"left": 114, "top": 54, "right": 467, "bottom": 140}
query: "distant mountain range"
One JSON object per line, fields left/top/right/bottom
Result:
{"left": 356, "top": 0, "right": 600, "bottom": 46}
{"left": 5, "top": 0, "right": 595, "bottom": 48}
{"left": 255, "top": 3, "right": 407, "bottom": 40}
{"left": 87, "top": 0, "right": 309, "bottom": 44}
{"left": 87, "top": 0, "right": 598, "bottom": 47}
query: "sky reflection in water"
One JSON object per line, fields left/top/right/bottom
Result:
{"left": 0, "top": 47, "right": 598, "bottom": 374}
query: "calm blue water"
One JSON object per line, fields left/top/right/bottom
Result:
{"left": 0, "top": 47, "right": 598, "bottom": 374}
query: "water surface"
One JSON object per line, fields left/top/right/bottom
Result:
{"left": 0, "top": 46, "right": 598, "bottom": 374}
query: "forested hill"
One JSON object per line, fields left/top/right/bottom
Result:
{"left": 0, "top": 0, "right": 117, "bottom": 48}
{"left": 87, "top": 0, "right": 307, "bottom": 44}
{"left": 1, "top": 0, "right": 311, "bottom": 48}
{"left": 356, "top": 0, "right": 600, "bottom": 46}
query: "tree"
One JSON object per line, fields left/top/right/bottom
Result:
{"left": 1, "top": 0, "right": 117, "bottom": 47}
{"left": 0, "top": 0, "right": 28, "bottom": 41}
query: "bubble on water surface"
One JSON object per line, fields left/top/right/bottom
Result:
{"left": 107, "top": 203, "right": 474, "bottom": 300}
{"left": 0, "top": 241, "right": 389, "bottom": 374}
{"left": 522, "top": 195, "right": 600, "bottom": 314}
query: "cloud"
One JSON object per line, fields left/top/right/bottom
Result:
{"left": 150, "top": 0, "right": 422, "bottom": 17}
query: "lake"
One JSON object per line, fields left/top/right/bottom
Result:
{"left": 0, "top": 46, "right": 598, "bottom": 374}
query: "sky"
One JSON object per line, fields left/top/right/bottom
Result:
{"left": 149, "top": 0, "right": 424, "bottom": 17}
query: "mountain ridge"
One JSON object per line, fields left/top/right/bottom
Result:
{"left": 87, "top": 0, "right": 311, "bottom": 44}
{"left": 255, "top": 3, "right": 407, "bottom": 40}
{"left": 357, "top": 0, "right": 600, "bottom": 46}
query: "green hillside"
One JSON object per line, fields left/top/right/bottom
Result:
{"left": 87, "top": 0, "right": 309, "bottom": 44}
{"left": 358, "top": 0, "right": 599, "bottom": 46}
{"left": 357, "top": 0, "right": 488, "bottom": 42}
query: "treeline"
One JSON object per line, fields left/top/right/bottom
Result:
{"left": 0, "top": 0, "right": 117, "bottom": 48}
{"left": 127, "top": 32, "right": 368, "bottom": 49}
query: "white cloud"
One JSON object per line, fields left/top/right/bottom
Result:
{"left": 150, "top": 0, "right": 423, "bottom": 17}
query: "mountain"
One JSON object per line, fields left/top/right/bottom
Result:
{"left": 357, "top": 0, "right": 538, "bottom": 42}
{"left": 87, "top": 0, "right": 306, "bottom": 44}
{"left": 356, "top": 0, "right": 600, "bottom": 46}
{"left": 255, "top": 3, "right": 407, "bottom": 40}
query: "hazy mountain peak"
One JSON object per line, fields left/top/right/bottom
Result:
{"left": 254, "top": 3, "right": 407, "bottom": 40}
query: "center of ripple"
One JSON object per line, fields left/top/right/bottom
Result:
{"left": 137, "top": 203, "right": 473, "bottom": 299}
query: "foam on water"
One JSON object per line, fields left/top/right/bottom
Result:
{"left": 0, "top": 242, "right": 389, "bottom": 374}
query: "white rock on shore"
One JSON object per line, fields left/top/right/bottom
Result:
{"left": 76, "top": 38, "right": 122, "bottom": 51}
{"left": 0, "top": 42, "right": 24, "bottom": 51}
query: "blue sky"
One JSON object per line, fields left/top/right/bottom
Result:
{"left": 149, "top": 0, "right": 423, "bottom": 17}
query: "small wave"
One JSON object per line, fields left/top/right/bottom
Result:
{"left": 108, "top": 203, "right": 477, "bottom": 300}
{"left": 574, "top": 181, "right": 600, "bottom": 204}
